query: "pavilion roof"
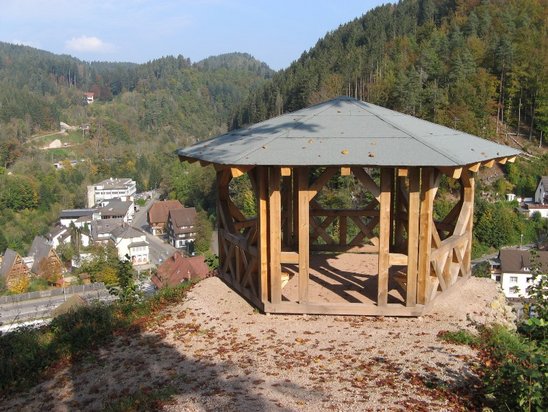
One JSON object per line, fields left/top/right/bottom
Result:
{"left": 178, "top": 97, "right": 520, "bottom": 167}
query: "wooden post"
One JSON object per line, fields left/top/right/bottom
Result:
{"left": 257, "top": 167, "right": 269, "bottom": 303}
{"left": 406, "top": 168, "right": 420, "bottom": 307}
{"left": 297, "top": 167, "right": 310, "bottom": 303}
{"left": 418, "top": 168, "right": 435, "bottom": 304}
{"left": 463, "top": 170, "right": 475, "bottom": 278}
{"left": 268, "top": 167, "right": 282, "bottom": 304}
{"left": 281, "top": 174, "right": 293, "bottom": 248}
{"left": 378, "top": 168, "right": 392, "bottom": 306}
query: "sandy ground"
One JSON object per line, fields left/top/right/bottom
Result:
{"left": 1, "top": 276, "right": 514, "bottom": 412}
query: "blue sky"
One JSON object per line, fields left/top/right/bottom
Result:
{"left": 0, "top": 0, "right": 387, "bottom": 70}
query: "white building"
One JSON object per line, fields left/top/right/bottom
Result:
{"left": 110, "top": 224, "right": 149, "bottom": 266}
{"left": 491, "top": 249, "right": 547, "bottom": 299}
{"left": 87, "top": 178, "right": 136, "bottom": 208}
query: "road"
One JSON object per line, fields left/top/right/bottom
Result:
{"left": 131, "top": 192, "right": 177, "bottom": 265}
{"left": 0, "top": 287, "right": 112, "bottom": 326}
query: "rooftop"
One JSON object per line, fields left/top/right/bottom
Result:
{"left": 178, "top": 97, "right": 520, "bottom": 167}
{"left": 92, "top": 177, "right": 136, "bottom": 190}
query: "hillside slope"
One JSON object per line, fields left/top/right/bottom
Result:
{"left": 231, "top": 0, "right": 547, "bottom": 144}
{"left": 0, "top": 276, "right": 514, "bottom": 411}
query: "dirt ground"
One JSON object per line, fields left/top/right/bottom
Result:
{"left": 1, "top": 275, "right": 515, "bottom": 412}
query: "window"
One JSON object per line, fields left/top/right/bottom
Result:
{"left": 526, "top": 277, "right": 533, "bottom": 284}
{"left": 495, "top": 275, "right": 501, "bottom": 282}
{"left": 510, "top": 276, "right": 518, "bottom": 283}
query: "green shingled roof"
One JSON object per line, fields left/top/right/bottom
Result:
{"left": 178, "top": 97, "right": 520, "bottom": 167}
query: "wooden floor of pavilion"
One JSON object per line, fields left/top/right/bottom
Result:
{"left": 280, "top": 253, "right": 407, "bottom": 306}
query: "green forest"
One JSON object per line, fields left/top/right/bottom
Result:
{"left": 0, "top": 0, "right": 547, "bottom": 257}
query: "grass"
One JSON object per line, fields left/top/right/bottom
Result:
{"left": 0, "top": 282, "right": 193, "bottom": 397}
{"left": 103, "top": 385, "right": 178, "bottom": 412}
{"left": 437, "top": 329, "right": 480, "bottom": 346}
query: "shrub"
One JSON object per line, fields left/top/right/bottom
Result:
{"left": 479, "top": 325, "right": 547, "bottom": 411}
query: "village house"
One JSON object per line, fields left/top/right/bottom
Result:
{"left": 86, "top": 177, "right": 136, "bottom": 208}
{"left": 84, "top": 92, "right": 94, "bottom": 104}
{"left": 524, "top": 176, "right": 548, "bottom": 218}
{"left": 151, "top": 252, "right": 209, "bottom": 288}
{"left": 59, "top": 208, "right": 99, "bottom": 228}
{"left": 27, "top": 236, "right": 64, "bottom": 280}
{"left": 98, "top": 199, "right": 135, "bottom": 223}
{"left": 166, "top": 207, "right": 198, "bottom": 249}
{"left": 0, "top": 249, "right": 31, "bottom": 292}
{"left": 110, "top": 224, "right": 149, "bottom": 265}
{"left": 90, "top": 219, "right": 124, "bottom": 243}
{"left": 46, "top": 225, "right": 72, "bottom": 248}
{"left": 147, "top": 199, "right": 184, "bottom": 236}
{"left": 491, "top": 248, "right": 548, "bottom": 299}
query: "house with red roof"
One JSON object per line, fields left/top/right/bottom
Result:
{"left": 147, "top": 200, "right": 184, "bottom": 236}
{"left": 151, "top": 252, "right": 209, "bottom": 288}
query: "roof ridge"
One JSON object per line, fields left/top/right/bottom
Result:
{"left": 232, "top": 100, "right": 337, "bottom": 164}
{"left": 350, "top": 100, "right": 461, "bottom": 165}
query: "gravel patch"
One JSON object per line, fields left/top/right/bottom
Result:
{"left": 1, "top": 276, "right": 514, "bottom": 411}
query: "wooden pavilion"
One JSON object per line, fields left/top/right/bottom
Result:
{"left": 178, "top": 97, "right": 520, "bottom": 316}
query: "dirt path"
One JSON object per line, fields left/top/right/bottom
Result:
{"left": 1, "top": 276, "right": 514, "bottom": 411}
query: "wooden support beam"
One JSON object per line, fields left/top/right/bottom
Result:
{"left": 418, "top": 168, "right": 436, "bottom": 304}
{"left": 257, "top": 167, "right": 269, "bottom": 303}
{"left": 498, "top": 157, "right": 508, "bottom": 164}
{"left": 378, "top": 168, "right": 392, "bottom": 306}
{"left": 268, "top": 167, "right": 282, "bottom": 304}
{"left": 281, "top": 251, "right": 299, "bottom": 264}
{"left": 351, "top": 167, "right": 381, "bottom": 201}
{"left": 340, "top": 167, "right": 351, "bottom": 176}
{"left": 438, "top": 167, "right": 462, "bottom": 179}
{"left": 397, "top": 168, "right": 409, "bottom": 177}
{"left": 263, "top": 301, "right": 426, "bottom": 317}
{"left": 309, "top": 167, "right": 337, "bottom": 197}
{"left": 281, "top": 167, "right": 292, "bottom": 176}
{"left": 468, "top": 162, "right": 481, "bottom": 173}
{"left": 406, "top": 168, "right": 420, "bottom": 307}
{"left": 507, "top": 156, "right": 517, "bottom": 163}
{"left": 297, "top": 167, "right": 310, "bottom": 303}
{"left": 482, "top": 159, "right": 496, "bottom": 168}
{"left": 389, "top": 253, "right": 408, "bottom": 266}
{"left": 178, "top": 155, "right": 198, "bottom": 164}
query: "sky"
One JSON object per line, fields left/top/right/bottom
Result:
{"left": 0, "top": 0, "right": 387, "bottom": 70}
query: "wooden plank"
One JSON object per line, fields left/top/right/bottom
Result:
{"left": 310, "top": 209, "right": 379, "bottom": 217}
{"left": 297, "top": 167, "right": 310, "bottom": 303}
{"left": 430, "top": 233, "right": 468, "bottom": 260}
{"left": 468, "top": 162, "right": 481, "bottom": 173}
{"left": 389, "top": 253, "right": 408, "bottom": 266}
{"left": 231, "top": 167, "right": 246, "bottom": 178}
{"left": 268, "top": 167, "right": 282, "bottom": 304}
{"left": 281, "top": 167, "right": 292, "bottom": 176}
{"left": 463, "top": 172, "right": 475, "bottom": 278}
{"left": 257, "top": 167, "right": 269, "bottom": 303}
{"left": 178, "top": 155, "right": 198, "bottom": 164}
{"left": 310, "top": 244, "right": 379, "bottom": 253}
{"left": 438, "top": 167, "right": 462, "bottom": 179}
{"left": 406, "top": 168, "right": 420, "bottom": 307}
{"left": 498, "top": 157, "right": 508, "bottom": 164}
{"left": 351, "top": 167, "right": 381, "bottom": 201}
{"left": 309, "top": 167, "right": 337, "bottom": 196}
{"left": 377, "top": 168, "right": 392, "bottom": 306}
{"left": 281, "top": 251, "right": 299, "bottom": 264}
{"left": 482, "top": 159, "right": 496, "bottom": 168}
{"left": 507, "top": 156, "right": 517, "bottom": 163}
{"left": 263, "top": 301, "right": 426, "bottom": 317}
{"left": 397, "top": 167, "right": 409, "bottom": 177}
{"left": 418, "top": 168, "right": 435, "bottom": 304}
{"left": 340, "top": 166, "right": 351, "bottom": 176}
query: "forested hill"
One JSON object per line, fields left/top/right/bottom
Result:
{"left": 0, "top": 42, "right": 273, "bottom": 147}
{"left": 231, "top": 0, "right": 547, "bottom": 143}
